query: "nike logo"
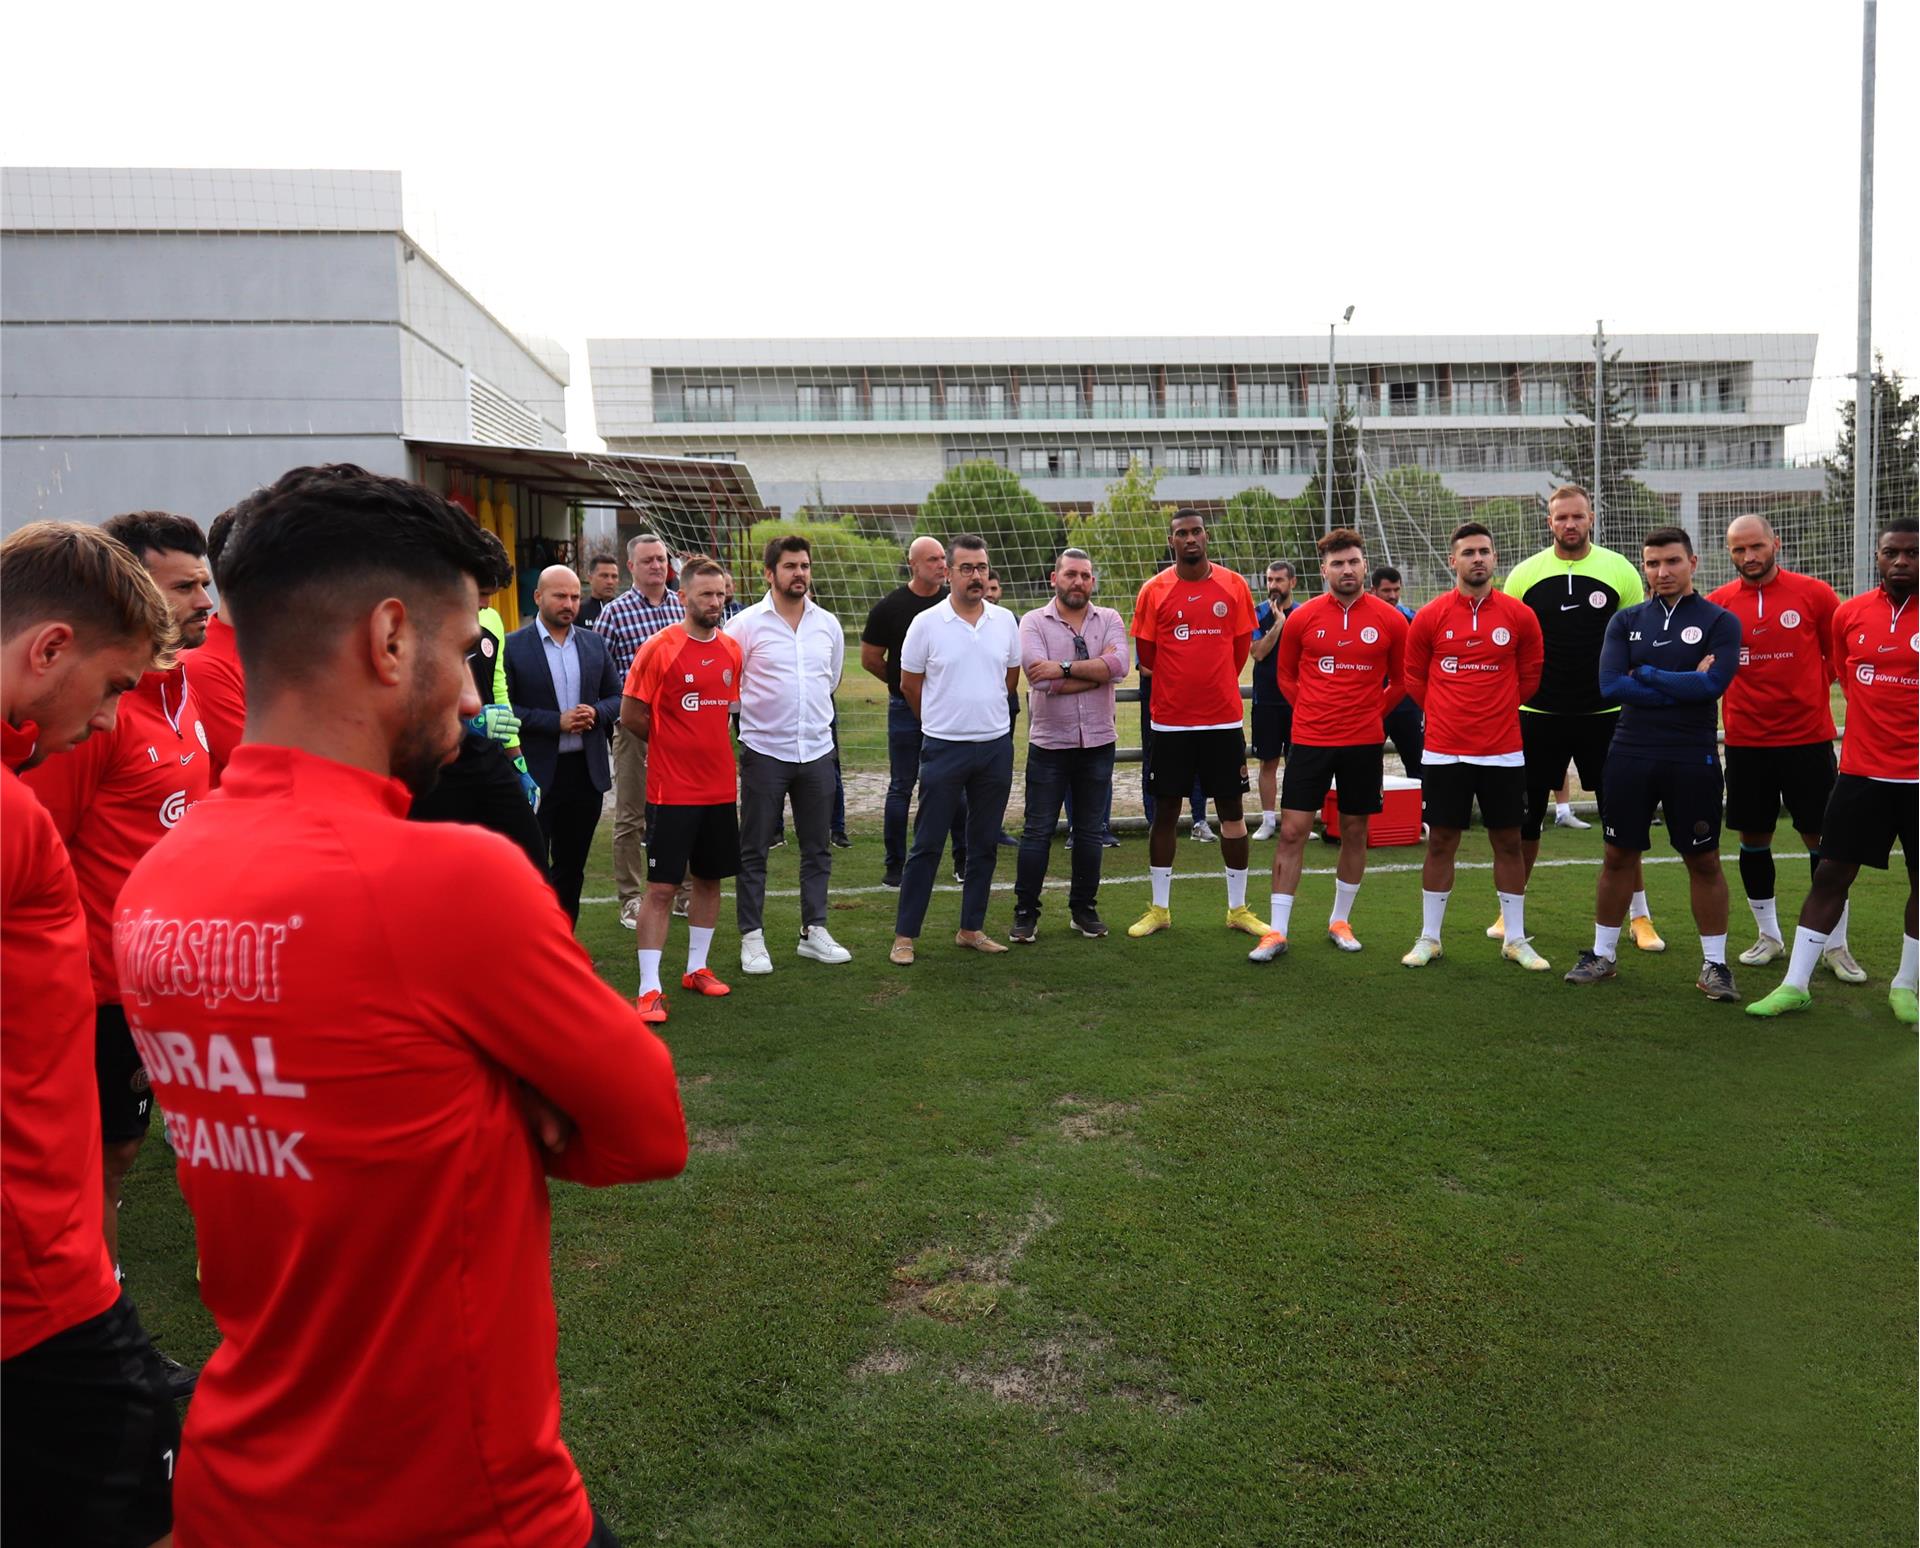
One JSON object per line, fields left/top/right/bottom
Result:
{"left": 701, "top": 657, "right": 714, "bottom": 665}
{"left": 179, "top": 752, "right": 196, "bottom": 765}
{"left": 1878, "top": 644, "right": 1901, "bottom": 653}
{"left": 1186, "top": 594, "right": 1202, "bottom": 602}
{"left": 1651, "top": 639, "right": 1673, "bottom": 648}
{"left": 1559, "top": 603, "right": 1581, "bottom": 611}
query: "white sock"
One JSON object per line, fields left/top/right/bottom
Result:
{"left": 1331, "top": 879, "right": 1360, "bottom": 926}
{"left": 1747, "top": 896, "right": 1781, "bottom": 942}
{"left": 686, "top": 925, "right": 713, "bottom": 974}
{"left": 1497, "top": 891, "right": 1526, "bottom": 945}
{"left": 1828, "top": 901, "right": 1850, "bottom": 952}
{"left": 1225, "top": 867, "right": 1248, "bottom": 909}
{"left": 1556, "top": 801, "right": 1573, "bottom": 821}
{"left": 637, "top": 948, "right": 663, "bottom": 996}
{"left": 1594, "top": 923, "right": 1621, "bottom": 960}
{"left": 1270, "top": 892, "right": 1295, "bottom": 937}
{"left": 1262, "top": 809, "right": 1276, "bottom": 827}
{"left": 1420, "top": 889, "right": 1449, "bottom": 942}
{"left": 1700, "top": 933, "right": 1727, "bottom": 967}
{"left": 1895, "top": 934, "right": 1919, "bottom": 993}
{"left": 1150, "top": 865, "right": 1172, "bottom": 909}
{"left": 1783, "top": 926, "right": 1829, "bottom": 992}
{"left": 1630, "top": 890, "right": 1649, "bottom": 921}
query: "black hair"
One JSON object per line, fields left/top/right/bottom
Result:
{"left": 1168, "top": 507, "right": 1205, "bottom": 529}
{"left": 1642, "top": 525, "right": 1693, "bottom": 555}
{"left": 1449, "top": 522, "right": 1493, "bottom": 547}
{"left": 1883, "top": 517, "right": 1918, "bottom": 539}
{"left": 101, "top": 510, "right": 206, "bottom": 563}
{"left": 220, "top": 464, "right": 511, "bottom": 688}
{"left": 762, "top": 533, "right": 812, "bottom": 572}
{"left": 1370, "top": 565, "right": 1402, "bottom": 586}
{"left": 950, "top": 533, "right": 988, "bottom": 556}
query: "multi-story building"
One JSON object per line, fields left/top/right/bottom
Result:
{"left": 589, "top": 335, "right": 1824, "bottom": 539}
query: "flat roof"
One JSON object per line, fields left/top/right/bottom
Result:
{"left": 410, "top": 440, "right": 764, "bottom": 520}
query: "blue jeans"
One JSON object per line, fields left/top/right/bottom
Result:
{"left": 886, "top": 696, "right": 966, "bottom": 874}
{"left": 1017, "top": 743, "right": 1115, "bottom": 914}
{"left": 896, "top": 734, "right": 1014, "bottom": 937}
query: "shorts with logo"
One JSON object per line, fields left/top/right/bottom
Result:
{"left": 1421, "top": 761, "right": 1528, "bottom": 831}
{"left": 644, "top": 801, "right": 741, "bottom": 885}
{"left": 0, "top": 1293, "right": 179, "bottom": 1548}
{"left": 1148, "top": 728, "right": 1249, "bottom": 804}
{"left": 1520, "top": 710, "right": 1619, "bottom": 840}
{"left": 1250, "top": 702, "right": 1293, "bottom": 761}
{"left": 1817, "top": 773, "right": 1918, "bottom": 871}
{"left": 1281, "top": 742, "right": 1384, "bottom": 816}
{"left": 1600, "top": 750, "right": 1724, "bottom": 854}
{"left": 1723, "top": 741, "right": 1838, "bottom": 837}
{"left": 95, "top": 1003, "right": 153, "bottom": 1144}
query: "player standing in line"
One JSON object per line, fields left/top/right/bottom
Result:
{"left": 1564, "top": 527, "right": 1742, "bottom": 998}
{"left": 3, "top": 523, "right": 182, "bottom": 1548}
{"left": 622, "top": 557, "right": 744, "bottom": 1023}
{"left": 1247, "top": 559, "right": 1298, "bottom": 840}
{"left": 1397, "top": 522, "right": 1548, "bottom": 970}
{"left": 1126, "top": 509, "right": 1263, "bottom": 939}
{"left": 1495, "top": 486, "right": 1666, "bottom": 950}
{"left": 183, "top": 504, "right": 248, "bottom": 785}
{"left": 1704, "top": 514, "right": 1862, "bottom": 979}
{"left": 1750, "top": 519, "right": 1919, "bottom": 1023}
{"left": 1251, "top": 528, "right": 1410, "bottom": 960}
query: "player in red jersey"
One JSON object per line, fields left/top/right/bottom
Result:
{"left": 2, "top": 522, "right": 183, "bottom": 1548}
{"left": 622, "top": 555, "right": 745, "bottom": 1021}
{"left": 114, "top": 464, "right": 686, "bottom": 1548}
{"left": 182, "top": 504, "right": 248, "bottom": 786}
{"left": 1397, "top": 522, "right": 1547, "bottom": 971}
{"left": 1252, "top": 528, "right": 1410, "bottom": 960}
{"left": 1704, "top": 514, "right": 1861, "bottom": 978}
{"left": 1751, "top": 518, "right": 1919, "bottom": 1023}
{"left": 1125, "top": 509, "right": 1261, "bottom": 939}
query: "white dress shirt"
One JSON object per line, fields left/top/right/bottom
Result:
{"left": 898, "top": 598, "right": 1023, "bottom": 742}
{"left": 724, "top": 592, "right": 845, "bottom": 763}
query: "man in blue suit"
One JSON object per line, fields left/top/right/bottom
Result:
{"left": 507, "top": 564, "right": 623, "bottom": 923}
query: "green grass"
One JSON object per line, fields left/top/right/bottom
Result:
{"left": 121, "top": 822, "right": 1916, "bottom": 1545}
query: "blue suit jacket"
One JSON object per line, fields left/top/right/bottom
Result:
{"left": 504, "top": 621, "right": 622, "bottom": 793}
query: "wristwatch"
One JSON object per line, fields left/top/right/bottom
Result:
{"left": 1059, "top": 661, "right": 1072, "bottom": 676}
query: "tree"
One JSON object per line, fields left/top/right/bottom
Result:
{"left": 1213, "top": 486, "right": 1321, "bottom": 579}
{"left": 917, "top": 459, "right": 1064, "bottom": 597}
{"left": 1300, "top": 399, "right": 1361, "bottom": 534}
{"left": 1066, "top": 459, "right": 1172, "bottom": 618}
{"left": 1545, "top": 327, "right": 1667, "bottom": 531}
{"left": 1825, "top": 357, "right": 1919, "bottom": 528}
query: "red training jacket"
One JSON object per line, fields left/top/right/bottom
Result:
{"left": 1273, "top": 592, "right": 1410, "bottom": 747}
{"left": 113, "top": 745, "right": 688, "bottom": 1548}
{"left": 181, "top": 613, "right": 247, "bottom": 785}
{"left": 1402, "top": 590, "right": 1544, "bottom": 758}
{"left": 1832, "top": 589, "right": 1918, "bottom": 782}
{"left": 1705, "top": 569, "right": 1839, "bottom": 748}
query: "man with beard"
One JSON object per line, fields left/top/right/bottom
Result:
{"left": 579, "top": 551, "right": 621, "bottom": 627}
{"left": 24, "top": 510, "right": 212, "bottom": 1398}
{"left": 112, "top": 463, "right": 687, "bottom": 1548}
{"left": 1247, "top": 558, "right": 1299, "bottom": 841}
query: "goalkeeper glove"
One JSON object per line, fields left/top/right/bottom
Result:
{"left": 471, "top": 704, "right": 522, "bottom": 744}
{"left": 514, "top": 755, "right": 541, "bottom": 814}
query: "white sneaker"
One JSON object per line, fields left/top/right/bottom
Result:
{"left": 1738, "top": 934, "right": 1785, "bottom": 966}
{"left": 619, "top": 897, "right": 642, "bottom": 930}
{"left": 1821, "top": 944, "right": 1868, "bottom": 984}
{"left": 1251, "top": 819, "right": 1276, "bottom": 841}
{"left": 1190, "top": 820, "right": 1216, "bottom": 842}
{"left": 797, "top": 925, "right": 852, "bottom": 964}
{"left": 739, "top": 929, "right": 773, "bottom": 975}
{"left": 1554, "top": 809, "right": 1592, "bottom": 830}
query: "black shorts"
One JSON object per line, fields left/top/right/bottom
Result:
{"left": 1, "top": 1293, "right": 179, "bottom": 1548}
{"left": 644, "top": 802, "right": 741, "bottom": 886}
{"left": 1148, "top": 728, "right": 1248, "bottom": 804}
{"left": 1250, "top": 702, "right": 1293, "bottom": 761}
{"left": 95, "top": 1003, "right": 152, "bottom": 1145}
{"left": 1817, "top": 773, "right": 1918, "bottom": 871}
{"left": 1601, "top": 750, "right": 1724, "bottom": 854}
{"left": 1723, "top": 741, "right": 1837, "bottom": 838}
{"left": 1521, "top": 711, "right": 1620, "bottom": 840}
{"left": 1282, "top": 742, "right": 1385, "bottom": 816}
{"left": 1421, "top": 761, "right": 1528, "bottom": 832}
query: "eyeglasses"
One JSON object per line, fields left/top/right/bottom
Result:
{"left": 953, "top": 562, "right": 990, "bottom": 577}
{"left": 1070, "top": 632, "right": 1090, "bottom": 660}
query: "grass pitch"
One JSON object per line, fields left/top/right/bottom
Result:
{"left": 123, "top": 821, "right": 1916, "bottom": 1545}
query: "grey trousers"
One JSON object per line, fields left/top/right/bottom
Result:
{"left": 611, "top": 725, "right": 647, "bottom": 906}
{"left": 737, "top": 746, "right": 837, "bottom": 935}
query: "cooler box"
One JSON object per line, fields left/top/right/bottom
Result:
{"left": 1322, "top": 775, "right": 1423, "bottom": 847}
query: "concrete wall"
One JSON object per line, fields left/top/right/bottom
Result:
{"left": 398, "top": 252, "right": 566, "bottom": 445}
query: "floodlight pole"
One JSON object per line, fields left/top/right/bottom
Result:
{"left": 1593, "top": 320, "right": 1605, "bottom": 535}
{"left": 1852, "top": 0, "right": 1877, "bottom": 593}
{"left": 1324, "top": 306, "right": 1352, "bottom": 536}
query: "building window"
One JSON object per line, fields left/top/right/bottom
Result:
{"left": 1520, "top": 381, "right": 1568, "bottom": 416}
{"left": 1241, "top": 382, "right": 1291, "bottom": 418}
{"left": 1167, "top": 382, "right": 1222, "bottom": 418}
{"left": 1092, "top": 382, "right": 1155, "bottom": 419}
{"left": 682, "top": 450, "right": 737, "bottom": 462}
{"left": 795, "top": 385, "right": 821, "bottom": 420}
{"left": 1016, "top": 447, "right": 1079, "bottom": 477}
{"left": 1020, "top": 382, "right": 1078, "bottom": 420}
{"left": 1451, "top": 381, "right": 1505, "bottom": 415}
{"left": 835, "top": 384, "right": 859, "bottom": 419}
{"left": 682, "top": 384, "right": 735, "bottom": 420}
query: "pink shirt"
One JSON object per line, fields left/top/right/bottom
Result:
{"left": 1019, "top": 600, "right": 1130, "bottom": 750}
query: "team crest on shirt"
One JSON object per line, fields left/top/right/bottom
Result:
{"left": 1359, "top": 626, "right": 1378, "bottom": 644}
{"left": 1212, "top": 601, "right": 1228, "bottom": 618}
{"left": 1681, "top": 626, "right": 1703, "bottom": 644}
{"left": 1780, "top": 609, "right": 1801, "bottom": 629}
{"left": 1492, "top": 626, "right": 1511, "bottom": 646}
{"left": 480, "top": 637, "right": 495, "bottom": 659}
{"left": 1588, "top": 591, "right": 1607, "bottom": 608}
{"left": 722, "top": 668, "right": 734, "bottom": 686}
{"left": 195, "top": 720, "right": 208, "bottom": 751}
{"left": 1910, "top": 633, "right": 1918, "bottom": 652}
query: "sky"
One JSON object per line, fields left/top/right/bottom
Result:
{"left": 4, "top": 0, "right": 1910, "bottom": 459}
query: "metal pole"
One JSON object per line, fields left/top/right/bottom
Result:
{"left": 1324, "top": 322, "right": 1336, "bottom": 536}
{"left": 1593, "top": 319, "right": 1605, "bottom": 534}
{"left": 1853, "top": 0, "right": 1877, "bottom": 593}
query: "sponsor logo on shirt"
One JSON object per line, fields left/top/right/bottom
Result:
{"left": 1780, "top": 609, "right": 1801, "bottom": 629}
{"left": 1856, "top": 663, "right": 1876, "bottom": 685}
{"left": 114, "top": 907, "right": 298, "bottom": 1010}
{"left": 159, "top": 791, "right": 190, "bottom": 827}
{"left": 1316, "top": 657, "right": 1375, "bottom": 676}
{"left": 1439, "top": 657, "right": 1499, "bottom": 675}
{"left": 1681, "top": 626, "right": 1703, "bottom": 644}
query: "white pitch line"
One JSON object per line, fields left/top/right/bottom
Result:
{"left": 579, "top": 851, "right": 1735, "bottom": 906}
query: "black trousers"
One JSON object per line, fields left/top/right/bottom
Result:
{"left": 539, "top": 752, "right": 603, "bottom": 924}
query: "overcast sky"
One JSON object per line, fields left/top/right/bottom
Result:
{"left": 5, "top": 1, "right": 1910, "bottom": 457}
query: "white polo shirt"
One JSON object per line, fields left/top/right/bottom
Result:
{"left": 899, "top": 598, "right": 1023, "bottom": 742}
{"left": 724, "top": 592, "right": 845, "bottom": 763}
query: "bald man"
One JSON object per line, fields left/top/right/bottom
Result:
{"left": 862, "top": 535, "right": 970, "bottom": 887}
{"left": 1706, "top": 515, "right": 1858, "bottom": 977}
{"left": 506, "top": 564, "right": 624, "bottom": 922}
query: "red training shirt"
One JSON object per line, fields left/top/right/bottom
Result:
{"left": 1273, "top": 592, "right": 1411, "bottom": 747}
{"left": 1402, "top": 590, "right": 1544, "bottom": 759}
{"left": 22, "top": 665, "right": 212, "bottom": 1004}
{"left": 1131, "top": 565, "right": 1256, "bottom": 730}
{"left": 1705, "top": 568, "right": 1838, "bottom": 747}
{"left": 113, "top": 745, "right": 687, "bottom": 1548}
{"left": 624, "top": 623, "right": 744, "bottom": 804}
{"left": 181, "top": 613, "right": 247, "bottom": 785}
{"left": 1831, "top": 588, "right": 1918, "bottom": 782}
{"left": 2, "top": 720, "right": 120, "bottom": 1358}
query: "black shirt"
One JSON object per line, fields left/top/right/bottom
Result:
{"left": 579, "top": 596, "right": 606, "bottom": 627}
{"left": 861, "top": 584, "right": 951, "bottom": 698}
